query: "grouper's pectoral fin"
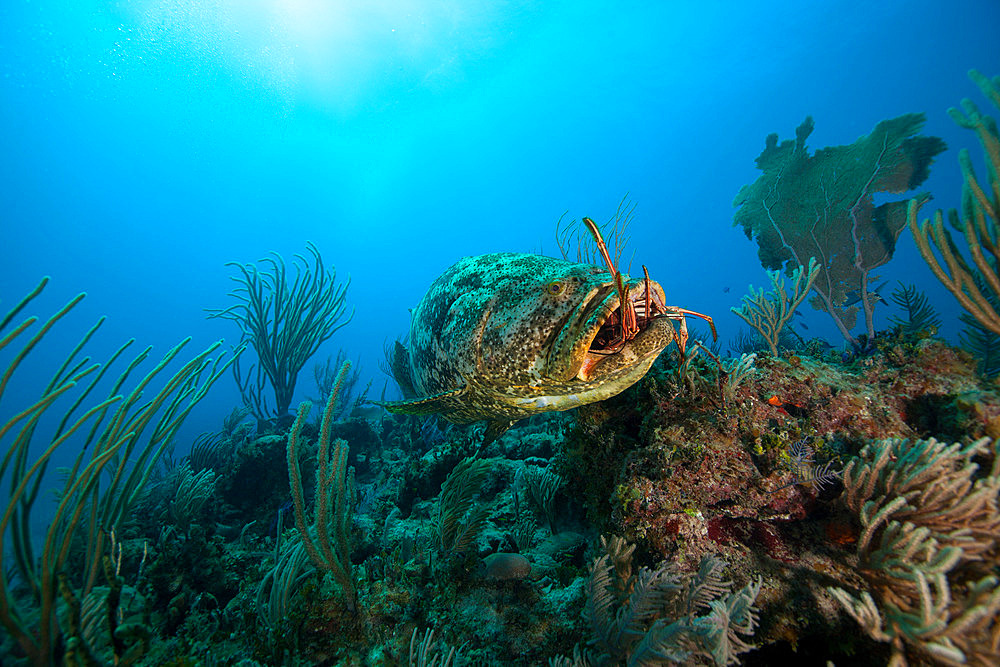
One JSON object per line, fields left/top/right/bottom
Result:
{"left": 482, "top": 419, "right": 515, "bottom": 446}
{"left": 377, "top": 386, "right": 466, "bottom": 416}
{"left": 389, "top": 339, "right": 417, "bottom": 399}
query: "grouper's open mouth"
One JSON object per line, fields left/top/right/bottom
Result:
{"left": 566, "top": 278, "right": 672, "bottom": 383}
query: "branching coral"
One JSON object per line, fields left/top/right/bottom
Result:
{"left": 0, "top": 277, "right": 235, "bottom": 666}
{"left": 209, "top": 241, "right": 353, "bottom": 421}
{"left": 909, "top": 70, "right": 1000, "bottom": 336}
{"left": 731, "top": 257, "right": 819, "bottom": 355}
{"left": 734, "top": 114, "right": 946, "bottom": 348}
{"left": 721, "top": 352, "right": 757, "bottom": 403}
{"left": 887, "top": 282, "right": 942, "bottom": 335}
{"left": 828, "top": 436, "right": 1000, "bottom": 665}
{"left": 287, "top": 360, "right": 356, "bottom": 610}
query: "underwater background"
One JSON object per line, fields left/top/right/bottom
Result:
{"left": 3, "top": 1, "right": 1000, "bottom": 665}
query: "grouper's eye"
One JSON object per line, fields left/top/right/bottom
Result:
{"left": 546, "top": 280, "right": 566, "bottom": 296}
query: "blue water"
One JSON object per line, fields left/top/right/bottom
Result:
{"left": 2, "top": 0, "right": 999, "bottom": 449}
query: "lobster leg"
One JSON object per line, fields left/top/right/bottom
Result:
{"left": 583, "top": 217, "right": 639, "bottom": 341}
{"left": 671, "top": 308, "right": 717, "bottom": 342}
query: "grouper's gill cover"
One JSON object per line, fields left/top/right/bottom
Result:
{"left": 382, "top": 252, "right": 676, "bottom": 439}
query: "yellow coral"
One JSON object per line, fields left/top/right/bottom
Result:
{"left": 910, "top": 69, "right": 1000, "bottom": 335}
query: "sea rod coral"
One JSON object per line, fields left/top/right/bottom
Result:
{"left": 910, "top": 69, "right": 1000, "bottom": 337}
{"left": 0, "top": 277, "right": 236, "bottom": 666}
{"left": 286, "top": 360, "right": 357, "bottom": 610}
{"left": 208, "top": 241, "right": 353, "bottom": 423}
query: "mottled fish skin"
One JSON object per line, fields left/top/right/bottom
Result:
{"left": 386, "top": 252, "right": 676, "bottom": 426}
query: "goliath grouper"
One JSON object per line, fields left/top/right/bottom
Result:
{"left": 383, "top": 222, "right": 714, "bottom": 442}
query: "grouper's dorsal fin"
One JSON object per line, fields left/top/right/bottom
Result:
{"left": 378, "top": 386, "right": 466, "bottom": 416}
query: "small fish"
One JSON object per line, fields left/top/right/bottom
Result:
{"left": 381, "top": 252, "right": 684, "bottom": 442}
{"left": 766, "top": 394, "right": 807, "bottom": 417}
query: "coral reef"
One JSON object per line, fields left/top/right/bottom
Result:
{"left": 559, "top": 335, "right": 999, "bottom": 663}
{"left": 6, "top": 72, "right": 1000, "bottom": 667}
{"left": 5, "top": 271, "right": 1000, "bottom": 667}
